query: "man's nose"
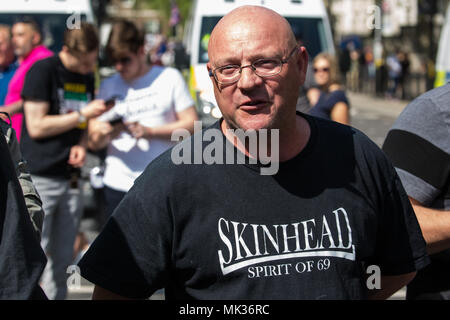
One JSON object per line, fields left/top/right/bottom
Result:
{"left": 237, "top": 65, "right": 262, "bottom": 90}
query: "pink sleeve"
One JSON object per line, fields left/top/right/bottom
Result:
{"left": 4, "top": 46, "right": 53, "bottom": 141}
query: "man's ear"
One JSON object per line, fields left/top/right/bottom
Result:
{"left": 32, "top": 31, "right": 41, "bottom": 46}
{"left": 207, "top": 62, "right": 222, "bottom": 92}
{"left": 206, "top": 63, "right": 212, "bottom": 77}
{"left": 297, "top": 46, "right": 309, "bottom": 84}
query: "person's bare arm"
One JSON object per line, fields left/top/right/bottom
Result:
{"left": 409, "top": 197, "right": 450, "bottom": 255}
{"left": 24, "top": 99, "right": 108, "bottom": 139}
{"left": 307, "top": 88, "right": 320, "bottom": 106}
{"left": 367, "top": 272, "right": 416, "bottom": 300}
{"left": 127, "top": 106, "right": 198, "bottom": 140}
{"left": 92, "top": 285, "right": 134, "bottom": 300}
{"left": 0, "top": 100, "right": 23, "bottom": 116}
{"left": 331, "top": 102, "right": 350, "bottom": 125}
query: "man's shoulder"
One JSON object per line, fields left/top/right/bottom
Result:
{"left": 307, "top": 114, "right": 366, "bottom": 140}
{"left": 151, "top": 65, "right": 184, "bottom": 81}
{"left": 308, "top": 114, "right": 385, "bottom": 160}
{"left": 27, "top": 55, "right": 58, "bottom": 73}
{"left": 403, "top": 83, "right": 450, "bottom": 115}
{"left": 100, "top": 72, "right": 123, "bottom": 88}
{"left": 390, "top": 83, "right": 450, "bottom": 151}
{"left": 28, "top": 45, "right": 53, "bottom": 62}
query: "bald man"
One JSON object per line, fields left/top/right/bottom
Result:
{"left": 78, "top": 6, "right": 428, "bottom": 300}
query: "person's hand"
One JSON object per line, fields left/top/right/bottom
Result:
{"left": 68, "top": 145, "right": 86, "bottom": 168}
{"left": 80, "top": 99, "right": 109, "bottom": 119}
{"left": 95, "top": 120, "right": 126, "bottom": 140}
{"left": 0, "top": 112, "right": 9, "bottom": 122}
{"left": 126, "top": 122, "right": 152, "bottom": 139}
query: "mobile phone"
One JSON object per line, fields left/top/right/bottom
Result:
{"left": 109, "top": 116, "right": 123, "bottom": 125}
{"left": 105, "top": 95, "right": 121, "bottom": 108}
{"left": 105, "top": 98, "right": 116, "bottom": 108}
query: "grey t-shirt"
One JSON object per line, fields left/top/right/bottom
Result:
{"left": 383, "top": 83, "right": 449, "bottom": 210}
{"left": 383, "top": 82, "right": 450, "bottom": 299}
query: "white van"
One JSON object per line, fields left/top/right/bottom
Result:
{"left": 434, "top": 2, "right": 450, "bottom": 87}
{"left": 183, "top": 0, "right": 335, "bottom": 122}
{"left": 0, "top": 0, "right": 94, "bottom": 53}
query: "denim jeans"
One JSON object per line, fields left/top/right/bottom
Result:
{"left": 32, "top": 175, "right": 83, "bottom": 300}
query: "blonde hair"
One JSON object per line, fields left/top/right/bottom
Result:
{"left": 313, "top": 52, "right": 340, "bottom": 86}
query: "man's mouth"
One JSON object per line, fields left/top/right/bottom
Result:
{"left": 239, "top": 100, "right": 269, "bottom": 111}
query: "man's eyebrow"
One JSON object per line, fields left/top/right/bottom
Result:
{"left": 212, "top": 52, "right": 282, "bottom": 68}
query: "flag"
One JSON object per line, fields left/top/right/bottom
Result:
{"left": 169, "top": 0, "right": 181, "bottom": 27}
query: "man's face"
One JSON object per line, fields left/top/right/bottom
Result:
{"left": 0, "top": 30, "right": 14, "bottom": 68}
{"left": 112, "top": 49, "right": 143, "bottom": 82}
{"left": 12, "top": 23, "right": 39, "bottom": 58}
{"left": 207, "top": 17, "right": 306, "bottom": 132}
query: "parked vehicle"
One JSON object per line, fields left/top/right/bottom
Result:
{"left": 434, "top": 2, "right": 450, "bottom": 87}
{"left": 0, "top": 0, "right": 94, "bottom": 53}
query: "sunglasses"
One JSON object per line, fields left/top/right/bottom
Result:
{"left": 313, "top": 67, "right": 330, "bottom": 73}
{"left": 113, "top": 56, "right": 132, "bottom": 65}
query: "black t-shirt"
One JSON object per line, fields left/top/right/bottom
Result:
{"left": 20, "top": 55, "right": 95, "bottom": 178}
{"left": 0, "top": 128, "right": 47, "bottom": 299}
{"left": 78, "top": 114, "right": 429, "bottom": 300}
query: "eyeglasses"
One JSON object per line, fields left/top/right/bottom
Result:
{"left": 209, "top": 46, "right": 298, "bottom": 85}
{"left": 113, "top": 56, "right": 132, "bottom": 66}
{"left": 313, "top": 67, "right": 330, "bottom": 73}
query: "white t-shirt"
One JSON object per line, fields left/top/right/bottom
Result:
{"left": 97, "top": 66, "right": 194, "bottom": 192}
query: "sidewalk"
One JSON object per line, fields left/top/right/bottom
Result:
{"left": 347, "top": 91, "right": 410, "bottom": 118}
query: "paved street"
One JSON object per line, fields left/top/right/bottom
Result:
{"left": 348, "top": 92, "right": 410, "bottom": 147}
{"left": 67, "top": 91, "right": 412, "bottom": 300}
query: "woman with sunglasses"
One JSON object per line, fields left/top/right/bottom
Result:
{"left": 307, "top": 52, "right": 350, "bottom": 125}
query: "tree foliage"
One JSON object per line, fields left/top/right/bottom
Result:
{"left": 136, "top": 0, "right": 194, "bottom": 30}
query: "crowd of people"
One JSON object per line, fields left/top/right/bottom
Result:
{"left": 336, "top": 42, "right": 413, "bottom": 100}
{"left": 0, "top": 17, "right": 196, "bottom": 300}
{"left": 0, "top": 6, "right": 448, "bottom": 301}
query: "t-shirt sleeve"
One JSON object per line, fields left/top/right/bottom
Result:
{"left": 170, "top": 68, "right": 195, "bottom": 113}
{"left": 21, "top": 60, "right": 52, "bottom": 102}
{"left": 382, "top": 97, "right": 449, "bottom": 206}
{"left": 77, "top": 159, "right": 174, "bottom": 299}
{"left": 96, "top": 77, "right": 110, "bottom": 100}
{"left": 330, "top": 90, "right": 349, "bottom": 107}
{"left": 95, "top": 78, "right": 122, "bottom": 122}
{"left": 370, "top": 165, "right": 430, "bottom": 275}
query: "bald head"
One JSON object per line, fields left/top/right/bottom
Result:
{"left": 208, "top": 6, "right": 297, "bottom": 63}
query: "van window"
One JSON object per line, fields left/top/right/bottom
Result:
{"left": 198, "top": 16, "right": 329, "bottom": 64}
{"left": 198, "top": 16, "right": 221, "bottom": 64}
{"left": 286, "top": 17, "right": 328, "bottom": 59}
{"left": 0, "top": 13, "right": 87, "bottom": 53}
